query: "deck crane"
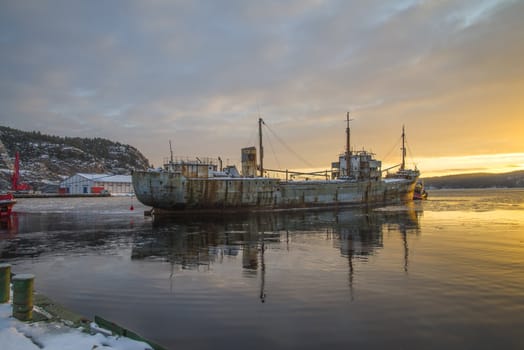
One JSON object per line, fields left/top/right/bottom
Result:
{"left": 11, "top": 152, "right": 31, "bottom": 192}
{"left": 0, "top": 138, "right": 30, "bottom": 192}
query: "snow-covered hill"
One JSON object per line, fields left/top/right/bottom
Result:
{"left": 0, "top": 126, "right": 149, "bottom": 192}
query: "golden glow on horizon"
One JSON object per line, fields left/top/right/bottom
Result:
{"left": 409, "top": 153, "right": 524, "bottom": 177}
{"left": 283, "top": 153, "right": 524, "bottom": 178}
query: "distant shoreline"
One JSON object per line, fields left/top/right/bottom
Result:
{"left": 12, "top": 193, "right": 111, "bottom": 199}
{"left": 422, "top": 170, "right": 524, "bottom": 189}
{"left": 425, "top": 186, "right": 524, "bottom": 191}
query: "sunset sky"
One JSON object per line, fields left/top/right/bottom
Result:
{"left": 1, "top": 0, "right": 523, "bottom": 177}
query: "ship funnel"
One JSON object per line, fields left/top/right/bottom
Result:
{"left": 241, "top": 147, "right": 257, "bottom": 177}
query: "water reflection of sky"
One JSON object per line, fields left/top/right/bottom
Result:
{"left": 1, "top": 191, "right": 523, "bottom": 350}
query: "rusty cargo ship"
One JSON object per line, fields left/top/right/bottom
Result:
{"left": 132, "top": 115, "right": 419, "bottom": 214}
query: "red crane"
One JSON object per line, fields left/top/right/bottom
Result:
{"left": 11, "top": 152, "right": 31, "bottom": 192}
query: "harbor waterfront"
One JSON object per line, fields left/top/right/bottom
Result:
{"left": 1, "top": 189, "right": 523, "bottom": 350}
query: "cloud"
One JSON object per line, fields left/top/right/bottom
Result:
{"left": 0, "top": 0, "right": 522, "bottom": 173}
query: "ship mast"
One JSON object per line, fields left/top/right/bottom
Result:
{"left": 401, "top": 125, "right": 406, "bottom": 171}
{"left": 169, "top": 140, "right": 174, "bottom": 163}
{"left": 259, "top": 118, "right": 264, "bottom": 177}
{"left": 345, "top": 112, "right": 353, "bottom": 177}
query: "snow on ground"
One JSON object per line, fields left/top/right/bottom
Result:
{"left": 0, "top": 303, "right": 153, "bottom": 350}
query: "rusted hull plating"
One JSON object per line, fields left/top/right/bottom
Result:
{"left": 132, "top": 171, "right": 417, "bottom": 213}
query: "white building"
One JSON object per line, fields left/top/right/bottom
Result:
{"left": 59, "top": 173, "right": 133, "bottom": 195}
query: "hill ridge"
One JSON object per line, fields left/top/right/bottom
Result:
{"left": 0, "top": 126, "right": 149, "bottom": 191}
{"left": 422, "top": 170, "right": 524, "bottom": 189}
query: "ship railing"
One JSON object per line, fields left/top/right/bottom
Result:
{"left": 338, "top": 150, "right": 376, "bottom": 157}
{"left": 382, "top": 164, "right": 402, "bottom": 173}
{"left": 263, "top": 168, "right": 333, "bottom": 181}
{"left": 163, "top": 156, "right": 218, "bottom": 166}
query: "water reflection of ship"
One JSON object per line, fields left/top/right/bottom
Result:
{"left": 0, "top": 212, "right": 19, "bottom": 237}
{"left": 330, "top": 204, "right": 421, "bottom": 299}
{"left": 131, "top": 206, "right": 422, "bottom": 301}
{"left": 0, "top": 212, "right": 140, "bottom": 260}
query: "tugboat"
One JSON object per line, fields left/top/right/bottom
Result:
{"left": 0, "top": 193, "right": 16, "bottom": 217}
{"left": 413, "top": 180, "right": 428, "bottom": 200}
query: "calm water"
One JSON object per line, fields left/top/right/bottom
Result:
{"left": 1, "top": 189, "right": 523, "bottom": 350}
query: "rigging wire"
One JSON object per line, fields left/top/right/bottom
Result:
{"left": 263, "top": 122, "right": 315, "bottom": 169}
{"left": 405, "top": 138, "right": 417, "bottom": 168}
{"left": 264, "top": 131, "right": 281, "bottom": 170}
{"left": 382, "top": 135, "right": 403, "bottom": 163}
{"left": 376, "top": 128, "right": 420, "bottom": 171}
{"left": 246, "top": 120, "right": 258, "bottom": 150}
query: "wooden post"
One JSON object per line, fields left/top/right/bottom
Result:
{"left": 12, "top": 274, "right": 35, "bottom": 321}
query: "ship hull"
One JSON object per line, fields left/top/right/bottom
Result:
{"left": 0, "top": 193, "right": 16, "bottom": 217}
{"left": 132, "top": 171, "right": 417, "bottom": 213}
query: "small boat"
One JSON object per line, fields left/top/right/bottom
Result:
{"left": 0, "top": 193, "right": 16, "bottom": 217}
{"left": 413, "top": 180, "right": 428, "bottom": 200}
